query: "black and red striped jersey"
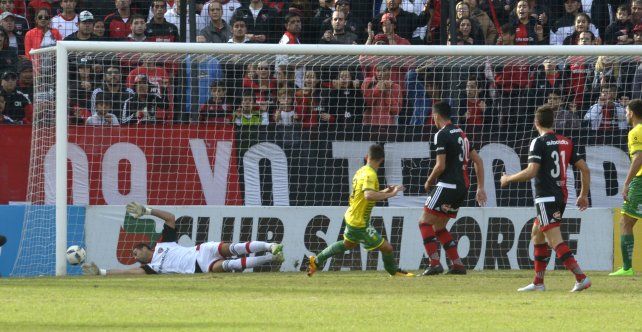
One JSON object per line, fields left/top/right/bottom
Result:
{"left": 433, "top": 123, "right": 471, "bottom": 188}
{"left": 145, "top": 20, "right": 179, "bottom": 42}
{"left": 527, "top": 131, "right": 584, "bottom": 201}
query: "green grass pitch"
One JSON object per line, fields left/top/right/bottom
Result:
{"left": 1, "top": 271, "right": 641, "bottom": 331}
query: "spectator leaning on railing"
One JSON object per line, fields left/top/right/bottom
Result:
{"left": 104, "top": 0, "right": 133, "bottom": 40}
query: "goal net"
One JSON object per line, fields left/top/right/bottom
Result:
{"left": 12, "top": 43, "right": 633, "bottom": 276}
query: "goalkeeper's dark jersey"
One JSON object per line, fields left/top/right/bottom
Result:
{"left": 433, "top": 123, "right": 471, "bottom": 188}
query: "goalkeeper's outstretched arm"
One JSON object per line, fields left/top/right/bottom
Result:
{"left": 126, "top": 202, "right": 175, "bottom": 228}
{"left": 82, "top": 262, "right": 146, "bottom": 276}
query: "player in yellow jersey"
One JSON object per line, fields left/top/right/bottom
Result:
{"left": 307, "top": 144, "right": 413, "bottom": 277}
{"left": 611, "top": 99, "right": 642, "bottom": 276}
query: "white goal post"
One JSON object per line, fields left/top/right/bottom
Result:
{"left": 21, "top": 42, "right": 642, "bottom": 276}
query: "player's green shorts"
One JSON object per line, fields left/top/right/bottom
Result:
{"left": 622, "top": 176, "right": 642, "bottom": 219}
{"left": 343, "top": 223, "right": 385, "bottom": 251}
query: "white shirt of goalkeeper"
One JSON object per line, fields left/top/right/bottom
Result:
{"left": 148, "top": 242, "right": 198, "bottom": 274}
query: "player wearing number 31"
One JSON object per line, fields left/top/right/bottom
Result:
{"left": 82, "top": 202, "right": 284, "bottom": 276}
{"left": 419, "top": 102, "right": 487, "bottom": 277}
{"left": 501, "top": 105, "right": 591, "bottom": 292}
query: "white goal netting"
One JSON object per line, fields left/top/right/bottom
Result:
{"left": 12, "top": 44, "right": 633, "bottom": 276}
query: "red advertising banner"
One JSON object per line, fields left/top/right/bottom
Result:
{"left": 0, "top": 126, "right": 31, "bottom": 204}
{"left": 0, "top": 124, "right": 241, "bottom": 205}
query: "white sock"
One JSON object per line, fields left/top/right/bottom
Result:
{"left": 222, "top": 254, "right": 274, "bottom": 272}
{"left": 229, "top": 241, "right": 271, "bottom": 256}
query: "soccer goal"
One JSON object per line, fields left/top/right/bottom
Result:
{"left": 12, "top": 42, "right": 640, "bottom": 276}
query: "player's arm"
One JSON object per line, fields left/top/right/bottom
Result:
{"left": 425, "top": 154, "right": 446, "bottom": 191}
{"left": 623, "top": 151, "right": 642, "bottom": 201}
{"left": 82, "top": 262, "right": 146, "bottom": 276}
{"left": 470, "top": 149, "right": 487, "bottom": 206}
{"left": 500, "top": 162, "right": 540, "bottom": 187}
{"left": 574, "top": 159, "right": 590, "bottom": 210}
{"left": 364, "top": 185, "right": 405, "bottom": 201}
{"left": 126, "top": 202, "right": 175, "bottom": 229}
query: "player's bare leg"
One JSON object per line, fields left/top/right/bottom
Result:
{"left": 210, "top": 243, "right": 284, "bottom": 273}
{"left": 308, "top": 238, "right": 358, "bottom": 277}
{"left": 418, "top": 210, "right": 444, "bottom": 276}
{"left": 543, "top": 227, "right": 590, "bottom": 292}
{"left": 610, "top": 214, "right": 637, "bottom": 276}
{"left": 518, "top": 221, "right": 548, "bottom": 292}
{"left": 430, "top": 214, "right": 466, "bottom": 275}
{"left": 377, "top": 240, "right": 414, "bottom": 277}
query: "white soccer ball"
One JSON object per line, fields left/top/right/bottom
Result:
{"left": 66, "top": 245, "right": 86, "bottom": 265}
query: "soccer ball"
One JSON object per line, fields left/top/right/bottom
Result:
{"left": 66, "top": 245, "right": 86, "bottom": 265}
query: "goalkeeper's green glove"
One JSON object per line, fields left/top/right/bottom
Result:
{"left": 126, "top": 202, "right": 152, "bottom": 219}
{"left": 82, "top": 262, "right": 106, "bottom": 276}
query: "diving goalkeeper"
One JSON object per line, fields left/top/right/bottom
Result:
{"left": 82, "top": 202, "right": 284, "bottom": 275}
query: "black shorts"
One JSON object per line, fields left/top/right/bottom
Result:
{"left": 534, "top": 196, "right": 566, "bottom": 231}
{"left": 424, "top": 182, "right": 466, "bottom": 218}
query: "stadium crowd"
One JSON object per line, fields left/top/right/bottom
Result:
{"left": 0, "top": 0, "right": 640, "bottom": 135}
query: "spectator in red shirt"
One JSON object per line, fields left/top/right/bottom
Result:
{"left": 366, "top": 13, "right": 410, "bottom": 45}
{"left": 294, "top": 70, "right": 326, "bottom": 128}
{"left": 104, "top": 0, "right": 133, "bottom": 40}
{"left": 199, "top": 80, "right": 230, "bottom": 123}
{"left": 24, "top": 8, "right": 61, "bottom": 60}
{"left": 360, "top": 14, "right": 413, "bottom": 99}
{"left": 509, "top": 0, "right": 546, "bottom": 45}
{"left": 460, "top": 74, "right": 487, "bottom": 142}
{"left": 565, "top": 31, "right": 596, "bottom": 110}
{"left": 362, "top": 62, "right": 402, "bottom": 126}
{"left": 243, "top": 60, "right": 276, "bottom": 117}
